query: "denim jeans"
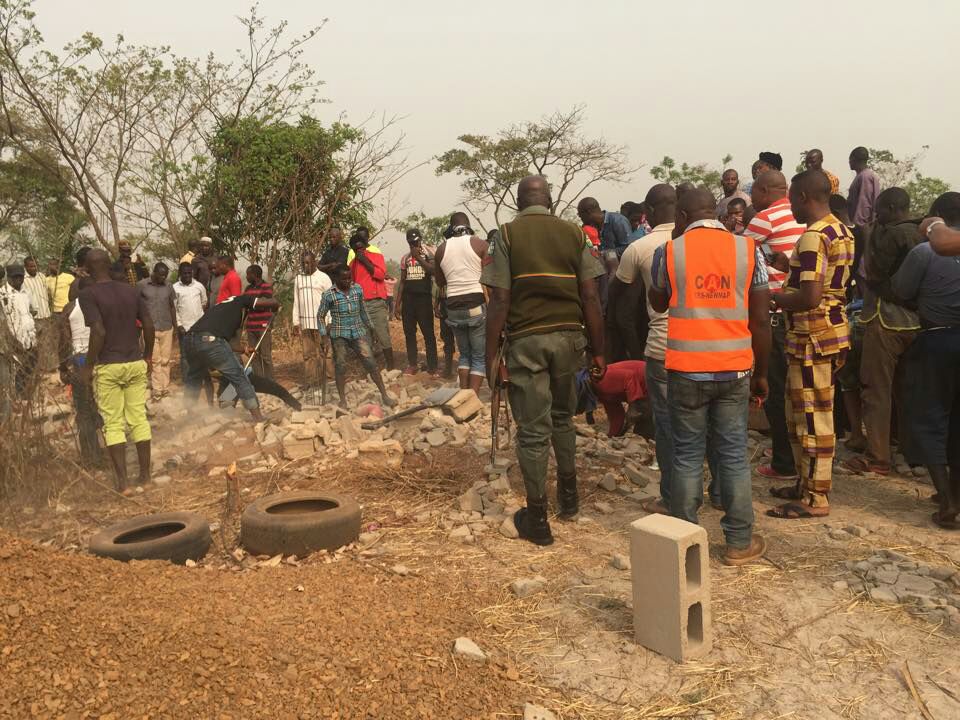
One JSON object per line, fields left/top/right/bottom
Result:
{"left": 667, "top": 372, "right": 754, "bottom": 549}
{"left": 183, "top": 333, "right": 259, "bottom": 410}
{"left": 645, "top": 357, "right": 673, "bottom": 506}
{"left": 445, "top": 303, "right": 486, "bottom": 376}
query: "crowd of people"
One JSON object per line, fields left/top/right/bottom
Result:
{"left": 2, "top": 146, "right": 958, "bottom": 556}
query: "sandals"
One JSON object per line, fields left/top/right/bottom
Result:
{"left": 756, "top": 464, "right": 799, "bottom": 480}
{"left": 641, "top": 498, "right": 669, "bottom": 515}
{"left": 931, "top": 511, "right": 960, "bottom": 531}
{"left": 843, "top": 456, "right": 890, "bottom": 475}
{"left": 767, "top": 502, "right": 830, "bottom": 519}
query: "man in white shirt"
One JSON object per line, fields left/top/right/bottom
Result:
{"left": 173, "top": 261, "right": 208, "bottom": 383}
{"left": 3, "top": 264, "right": 37, "bottom": 392}
{"left": 615, "top": 184, "right": 677, "bottom": 514}
{"left": 22, "top": 256, "right": 56, "bottom": 372}
{"left": 291, "top": 250, "right": 332, "bottom": 390}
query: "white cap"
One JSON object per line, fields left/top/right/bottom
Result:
{"left": 199, "top": 236, "right": 213, "bottom": 245}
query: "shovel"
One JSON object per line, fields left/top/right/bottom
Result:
{"left": 360, "top": 386, "right": 464, "bottom": 430}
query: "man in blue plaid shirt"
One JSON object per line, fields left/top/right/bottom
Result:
{"left": 318, "top": 265, "right": 397, "bottom": 409}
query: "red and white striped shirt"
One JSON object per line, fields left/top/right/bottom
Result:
{"left": 744, "top": 197, "right": 804, "bottom": 292}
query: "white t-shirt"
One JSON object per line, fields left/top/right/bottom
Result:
{"left": 615, "top": 222, "right": 675, "bottom": 362}
{"left": 173, "top": 280, "right": 208, "bottom": 331}
{"left": 69, "top": 301, "right": 90, "bottom": 354}
{"left": 292, "top": 270, "right": 332, "bottom": 330}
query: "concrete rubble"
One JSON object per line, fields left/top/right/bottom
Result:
{"left": 452, "top": 636, "right": 487, "bottom": 663}
{"left": 842, "top": 548, "right": 960, "bottom": 628}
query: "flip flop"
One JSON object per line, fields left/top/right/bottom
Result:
{"left": 767, "top": 502, "right": 829, "bottom": 519}
{"left": 769, "top": 484, "right": 803, "bottom": 500}
{"left": 931, "top": 511, "right": 960, "bottom": 531}
{"left": 843, "top": 456, "right": 890, "bottom": 475}
{"left": 756, "top": 464, "right": 799, "bottom": 480}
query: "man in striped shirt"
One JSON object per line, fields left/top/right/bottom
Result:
{"left": 243, "top": 265, "right": 274, "bottom": 379}
{"left": 746, "top": 170, "right": 805, "bottom": 482}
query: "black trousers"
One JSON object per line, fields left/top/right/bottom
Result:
{"left": 764, "top": 316, "right": 796, "bottom": 474}
{"left": 401, "top": 292, "right": 437, "bottom": 371}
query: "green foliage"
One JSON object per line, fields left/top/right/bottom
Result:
{"left": 436, "top": 106, "right": 637, "bottom": 227}
{"left": 195, "top": 115, "right": 370, "bottom": 277}
{"left": 867, "top": 147, "right": 950, "bottom": 215}
{"left": 389, "top": 211, "right": 449, "bottom": 247}
{"left": 649, "top": 154, "right": 733, "bottom": 199}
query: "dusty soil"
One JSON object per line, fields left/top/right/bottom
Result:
{"left": 2, "top": 327, "right": 960, "bottom": 719}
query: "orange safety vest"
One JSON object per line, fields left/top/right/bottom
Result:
{"left": 664, "top": 226, "right": 755, "bottom": 373}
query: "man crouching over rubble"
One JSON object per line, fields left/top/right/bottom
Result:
{"left": 182, "top": 292, "right": 281, "bottom": 421}
{"left": 317, "top": 265, "right": 397, "bottom": 410}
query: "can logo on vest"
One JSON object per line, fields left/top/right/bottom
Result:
{"left": 694, "top": 273, "right": 731, "bottom": 300}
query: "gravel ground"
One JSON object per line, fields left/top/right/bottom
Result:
{"left": 0, "top": 530, "right": 525, "bottom": 719}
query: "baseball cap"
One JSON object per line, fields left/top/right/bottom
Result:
{"left": 406, "top": 228, "right": 422, "bottom": 243}
{"left": 6, "top": 264, "right": 24, "bottom": 277}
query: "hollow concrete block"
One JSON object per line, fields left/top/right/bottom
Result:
{"left": 630, "top": 514, "right": 712, "bottom": 662}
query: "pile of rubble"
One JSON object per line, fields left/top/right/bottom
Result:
{"left": 841, "top": 549, "right": 960, "bottom": 629}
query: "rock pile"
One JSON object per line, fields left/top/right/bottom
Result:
{"left": 841, "top": 549, "right": 960, "bottom": 629}
{"left": 446, "top": 472, "right": 520, "bottom": 543}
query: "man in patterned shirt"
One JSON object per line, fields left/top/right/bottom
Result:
{"left": 768, "top": 170, "right": 854, "bottom": 519}
{"left": 317, "top": 265, "right": 396, "bottom": 410}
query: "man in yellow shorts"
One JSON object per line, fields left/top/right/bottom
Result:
{"left": 78, "top": 249, "right": 155, "bottom": 492}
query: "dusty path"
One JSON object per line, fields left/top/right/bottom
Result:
{"left": 2, "top": 359, "right": 960, "bottom": 719}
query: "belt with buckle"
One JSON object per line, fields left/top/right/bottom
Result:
{"left": 187, "top": 332, "right": 219, "bottom": 343}
{"left": 769, "top": 314, "right": 782, "bottom": 327}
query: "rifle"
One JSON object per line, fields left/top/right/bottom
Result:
{"left": 490, "top": 337, "right": 510, "bottom": 464}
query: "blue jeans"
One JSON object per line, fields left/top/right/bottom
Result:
{"left": 445, "top": 303, "right": 486, "bottom": 376}
{"left": 667, "top": 372, "right": 754, "bottom": 549}
{"left": 645, "top": 357, "right": 673, "bottom": 505}
{"left": 182, "top": 333, "right": 259, "bottom": 410}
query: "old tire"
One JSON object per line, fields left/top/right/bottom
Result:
{"left": 240, "top": 491, "right": 361, "bottom": 557}
{"left": 89, "top": 511, "right": 212, "bottom": 565}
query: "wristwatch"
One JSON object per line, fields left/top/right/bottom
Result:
{"left": 926, "top": 219, "right": 945, "bottom": 237}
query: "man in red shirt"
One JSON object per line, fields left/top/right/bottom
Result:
{"left": 591, "top": 360, "right": 650, "bottom": 437}
{"left": 348, "top": 228, "right": 394, "bottom": 370}
{"left": 215, "top": 256, "right": 242, "bottom": 304}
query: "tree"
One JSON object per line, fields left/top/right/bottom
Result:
{"left": 0, "top": 0, "right": 327, "bottom": 256}
{"left": 867, "top": 146, "right": 950, "bottom": 215}
{"left": 649, "top": 154, "right": 733, "bottom": 199}
{"left": 390, "top": 211, "right": 450, "bottom": 247}
{"left": 435, "top": 105, "right": 638, "bottom": 229}
{"left": 195, "top": 113, "right": 417, "bottom": 278}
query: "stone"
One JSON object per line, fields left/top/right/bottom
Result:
{"left": 623, "top": 463, "right": 651, "bottom": 487}
{"left": 449, "top": 525, "right": 473, "bottom": 541}
{"left": 593, "top": 501, "right": 615, "bottom": 515}
{"left": 599, "top": 473, "right": 618, "bottom": 492}
{"left": 488, "top": 476, "right": 511, "bottom": 493}
{"left": 452, "top": 637, "right": 487, "bottom": 663}
{"left": 425, "top": 429, "right": 447, "bottom": 447}
{"left": 510, "top": 576, "right": 547, "bottom": 598}
{"left": 828, "top": 529, "right": 851, "bottom": 541}
{"left": 458, "top": 489, "right": 484, "bottom": 514}
{"left": 610, "top": 553, "right": 631, "bottom": 571}
{"left": 337, "top": 415, "right": 364, "bottom": 443}
{"left": 483, "top": 501, "right": 504, "bottom": 517}
{"left": 630, "top": 514, "right": 712, "bottom": 662}
{"left": 282, "top": 436, "right": 315, "bottom": 460}
{"left": 832, "top": 580, "right": 849, "bottom": 592}
{"left": 928, "top": 566, "right": 955, "bottom": 581}
{"left": 523, "top": 702, "right": 557, "bottom": 720}
{"left": 390, "top": 564, "right": 411, "bottom": 577}
{"left": 869, "top": 568, "right": 900, "bottom": 585}
{"left": 893, "top": 574, "right": 939, "bottom": 596}
{"left": 152, "top": 475, "right": 172, "bottom": 486}
{"left": 853, "top": 561, "right": 872, "bottom": 574}
{"left": 843, "top": 525, "right": 869, "bottom": 538}
{"left": 358, "top": 532, "right": 379, "bottom": 546}
{"left": 289, "top": 410, "right": 321, "bottom": 424}
{"left": 499, "top": 517, "right": 520, "bottom": 539}
{"left": 912, "top": 466, "right": 929, "bottom": 478}
{"left": 869, "top": 587, "right": 900, "bottom": 604}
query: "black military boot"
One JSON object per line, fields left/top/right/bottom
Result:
{"left": 513, "top": 497, "right": 554, "bottom": 546}
{"left": 556, "top": 472, "right": 579, "bottom": 520}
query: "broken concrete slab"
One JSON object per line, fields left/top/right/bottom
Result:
{"left": 510, "top": 576, "right": 547, "bottom": 598}
{"left": 452, "top": 637, "right": 487, "bottom": 663}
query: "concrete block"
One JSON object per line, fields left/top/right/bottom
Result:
{"left": 630, "top": 514, "right": 712, "bottom": 662}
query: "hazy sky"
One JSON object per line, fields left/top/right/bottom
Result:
{"left": 34, "top": 0, "right": 960, "bottom": 260}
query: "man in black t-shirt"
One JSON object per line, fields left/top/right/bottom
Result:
{"left": 394, "top": 228, "right": 439, "bottom": 374}
{"left": 318, "top": 226, "right": 350, "bottom": 275}
{"left": 182, "top": 294, "right": 280, "bottom": 420}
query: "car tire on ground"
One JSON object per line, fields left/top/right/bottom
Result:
{"left": 88, "top": 511, "right": 212, "bottom": 565}
{"left": 240, "top": 491, "right": 361, "bottom": 557}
